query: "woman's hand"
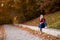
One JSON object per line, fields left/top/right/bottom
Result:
{"left": 40, "top": 22, "right": 43, "bottom": 24}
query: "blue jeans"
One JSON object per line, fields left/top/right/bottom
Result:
{"left": 44, "top": 22, "right": 47, "bottom": 27}
{"left": 39, "top": 22, "right": 47, "bottom": 32}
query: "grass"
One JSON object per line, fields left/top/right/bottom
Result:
{"left": 24, "top": 11, "right": 60, "bottom": 29}
{"left": 46, "top": 11, "right": 60, "bottom": 29}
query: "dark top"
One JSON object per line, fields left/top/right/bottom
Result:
{"left": 39, "top": 18, "right": 46, "bottom": 22}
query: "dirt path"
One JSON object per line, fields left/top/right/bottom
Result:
{"left": 3, "top": 25, "right": 42, "bottom": 40}
{"left": 18, "top": 24, "right": 60, "bottom": 38}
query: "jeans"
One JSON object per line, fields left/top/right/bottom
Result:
{"left": 39, "top": 22, "right": 47, "bottom": 32}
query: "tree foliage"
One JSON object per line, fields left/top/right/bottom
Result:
{"left": 0, "top": 0, "right": 60, "bottom": 24}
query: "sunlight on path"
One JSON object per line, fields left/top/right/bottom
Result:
{"left": 3, "top": 25, "right": 42, "bottom": 40}
{"left": 18, "top": 24, "right": 60, "bottom": 38}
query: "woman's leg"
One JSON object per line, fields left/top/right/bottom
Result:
{"left": 44, "top": 22, "right": 47, "bottom": 27}
{"left": 40, "top": 27, "right": 42, "bottom": 34}
{"left": 39, "top": 24, "right": 42, "bottom": 34}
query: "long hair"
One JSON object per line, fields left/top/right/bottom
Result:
{"left": 40, "top": 14, "right": 44, "bottom": 21}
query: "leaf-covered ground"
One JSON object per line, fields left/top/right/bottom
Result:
{"left": 0, "top": 26, "right": 5, "bottom": 40}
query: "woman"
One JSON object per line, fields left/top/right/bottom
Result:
{"left": 39, "top": 14, "right": 47, "bottom": 34}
